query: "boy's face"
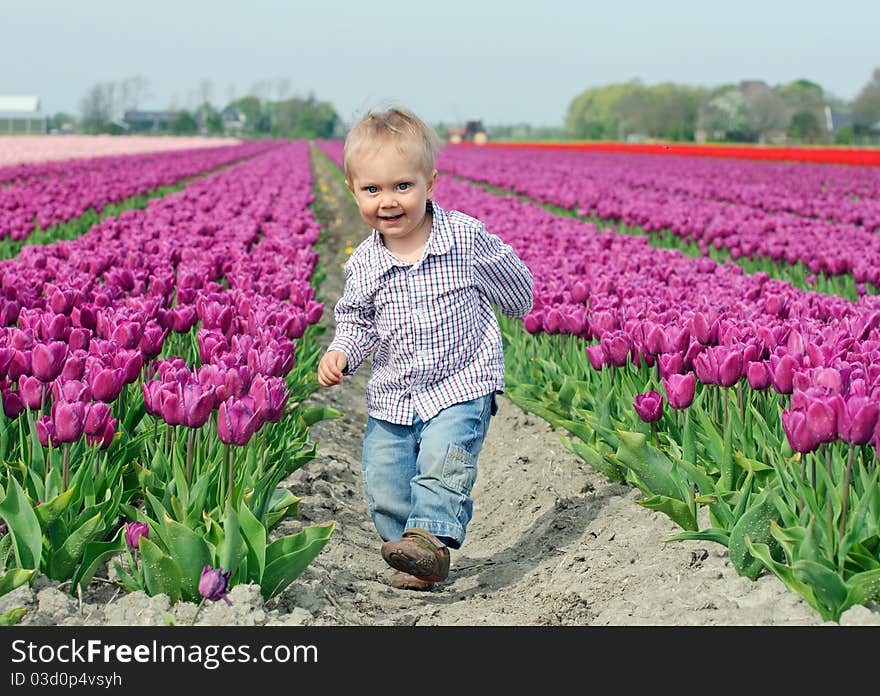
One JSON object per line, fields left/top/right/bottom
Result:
{"left": 345, "top": 138, "right": 437, "bottom": 245}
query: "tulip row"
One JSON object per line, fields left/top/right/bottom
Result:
{"left": 0, "top": 140, "right": 334, "bottom": 612}
{"left": 315, "top": 139, "right": 880, "bottom": 620}
{"left": 0, "top": 135, "right": 241, "bottom": 174}
{"left": 0, "top": 140, "right": 279, "bottom": 243}
{"left": 437, "top": 145, "right": 880, "bottom": 286}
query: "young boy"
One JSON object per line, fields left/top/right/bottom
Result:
{"left": 317, "top": 108, "right": 533, "bottom": 590}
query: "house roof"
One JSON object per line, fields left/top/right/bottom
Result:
{"left": 0, "top": 96, "right": 41, "bottom": 113}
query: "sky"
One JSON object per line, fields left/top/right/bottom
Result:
{"left": 2, "top": 0, "right": 878, "bottom": 128}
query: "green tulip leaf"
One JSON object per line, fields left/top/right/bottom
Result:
{"left": 219, "top": 507, "right": 246, "bottom": 579}
{"left": 0, "top": 476, "right": 42, "bottom": 570}
{"left": 47, "top": 511, "right": 102, "bottom": 581}
{"left": 664, "top": 528, "right": 730, "bottom": 546}
{"left": 0, "top": 607, "right": 26, "bottom": 626}
{"left": 0, "top": 568, "right": 35, "bottom": 596}
{"left": 559, "top": 436, "right": 624, "bottom": 483}
{"left": 34, "top": 487, "right": 76, "bottom": 530}
{"left": 614, "top": 429, "right": 686, "bottom": 501}
{"left": 729, "top": 493, "right": 782, "bottom": 580}
{"left": 843, "top": 568, "right": 880, "bottom": 608}
{"left": 743, "top": 537, "right": 826, "bottom": 619}
{"left": 792, "top": 559, "right": 848, "bottom": 621}
{"left": 72, "top": 529, "right": 127, "bottom": 594}
{"left": 261, "top": 522, "right": 335, "bottom": 599}
{"left": 238, "top": 502, "right": 267, "bottom": 584}
{"left": 636, "top": 494, "right": 698, "bottom": 531}
{"left": 163, "top": 513, "right": 213, "bottom": 601}
{"left": 138, "top": 536, "right": 182, "bottom": 603}
{"left": 298, "top": 405, "right": 343, "bottom": 427}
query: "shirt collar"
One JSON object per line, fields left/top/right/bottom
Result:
{"left": 368, "top": 200, "right": 454, "bottom": 273}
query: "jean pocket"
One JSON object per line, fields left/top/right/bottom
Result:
{"left": 441, "top": 443, "right": 477, "bottom": 495}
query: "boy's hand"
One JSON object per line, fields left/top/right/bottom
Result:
{"left": 317, "top": 350, "right": 348, "bottom": 387}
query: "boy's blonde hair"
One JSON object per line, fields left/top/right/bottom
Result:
{"left": 343, "top": 107, "right": 441, "bottom": 181}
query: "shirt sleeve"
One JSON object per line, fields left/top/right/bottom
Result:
{"left": 472, "top": 223, "right": 534, "bottom": 317}
{"left": 327, "top": 262, "right": 379, "bottom": 374}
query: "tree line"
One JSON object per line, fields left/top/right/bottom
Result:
{"left": 562, "top": 68, "right": 880, "bottom": 145}
{"left": 62, "top": 76, "right": 340, "bottom": 140}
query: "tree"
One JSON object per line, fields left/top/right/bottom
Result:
{"left": 79, "top": 83, "right": 115, "bottom": 133}
{"left": 788, "top": 111, "right": 823, "bottom": 143}
{"left": 851, "top": 67, "right": 880, "bottom": 132}
{"left": 700, "top": 88, "right": 750, "bottom": 140}
{"left": 170, "top": 110, "right": 198, "bottom": 135}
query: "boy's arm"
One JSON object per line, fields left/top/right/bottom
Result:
{"left": 472, "top": 224, "right": 534, "bottom": 317}
{"left": 326, "top": 266, "right": 379, "bottom": 374}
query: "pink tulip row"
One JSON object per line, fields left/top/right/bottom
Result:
{"left": 0, "top": 140, "right": 279, "bottom": 242}
{"left": 0, "top": 140, "right": 323, "bottom": 450}
{"left": 320, "top": 138, "right": 880, "bottom": 452}
{"left": 0, "top": 135, "right": 240, "bottom": 170}
{"left": 437, "top": 145, "right": 880, "bottom": 285}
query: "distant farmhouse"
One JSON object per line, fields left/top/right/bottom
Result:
{"left": 0, "top": 96, "right": 47, "bottom": 134}
{"left": 123, "top": 110, "right": 171, "bottom": 133}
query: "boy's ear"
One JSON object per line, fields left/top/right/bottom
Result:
{"left": 426, "top": 169, "right": 438, "bottom": 197}
{"left": 344, "top": 178, "right": 355, "bottom": 196}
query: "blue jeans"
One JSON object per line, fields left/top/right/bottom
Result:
{"left": 361, "top": 393, "right": 497, "bottom": 550}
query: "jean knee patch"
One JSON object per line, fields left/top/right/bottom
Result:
{"left": 441, "top": 443, "right": 477, "bottom": 494}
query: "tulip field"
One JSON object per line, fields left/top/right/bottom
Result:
{"left": 2, "top": 134, "right": 880, "bottom": 625}
{"left": 317, "top": 139, "right": 880, "bottom": 621}
{"left": 0, "top": 138, "right": 336, "bottom": 623}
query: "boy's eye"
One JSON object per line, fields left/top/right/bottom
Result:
{"left": 396, "top": 182, "right": 410, "bottom": 191}
{"left": 365, "top": 186, "right": 378, "bottom": 194}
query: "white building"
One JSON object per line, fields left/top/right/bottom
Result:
{"left": 0, "top": 96, "right": 47, "bottom": 134}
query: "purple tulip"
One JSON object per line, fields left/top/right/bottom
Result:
{"left": 523, "top": 313, "right": 542, "bottom": 334}
{"left": 52, "top": 400, "right": 87, "bottom": 443}
{"left": 86, "top": 417, "right": 115, "bottom": 449}
{"left": 769, "top": 354, "right": 798, "bottom": 394}
{"left": 7, "top": 350, "right": 31, "bottom": 381}
{"left": 633, "top": 391, "right": 664, "bottom": 423}
{"left": 84, "top": 401, "right": 112, "bottom": 436}
{"left": 18, "top": 375, "right": 47, "bottom": 410}
{"left": 35, "top": 415, "right": 59, "bottom": 447}
{"left": 198, "top": 565, "right": 232, "bottom": 605}
{"left": 658, "top": 352, "right": 684, "bottom": 379}
{"left": 746, "top": 361, "right": 771, "bottom": 390}
{"left": 52, "top": 378, "right": 91, "bottom": 404}
{"left": 217, "top": 395, "right": 261, "bottom": 446}
{"left": 68, "top": 328, "right": 91, "bottom": 352}
{"left": 600, "top": 332, "right": 630, "bottom": 367}
{"left": 781, "top": 409, "right": 820, "bottom": 454}
{"left": 159, "top": 386, "right": 185, "bottom": 426}
{"left": 182, "top": 383, "right": 215, "bottom": 428}
{"left": 249, "top": 375, "right": 289, "bottom": 423}
{"left": 693, "top": 350, "right": 719, "bottom": 385}
{"left": 171, "top": 305, "right": 199, "bottom": 333}
{"left": 2, "top": 389, "right": 24, "bottom": 419}
{"left": 662, "top": 373, "right": 696, "bottom": 409}
{"left": 644, "top": 324, "right": 671, "bottom": 356}
{"left": 124, "top": 521, "right": 149, "bottom": 550}
{"left": 804, "top": 393, "right": 841, "bottom": 444}
{"left": 305, "top": 300, "right": 323, "bottom": 325}
{"left": 717, "top": 348, "right": 744, "bottom": 388}
{"left": 139, "top": 322, "right": 168, "bottom": 359}
{"left": 114, "top": 350, "right": 144, "bottom": 384}
{"left": 89, "top": 367, "right": 125, "bottom": 403}
{"left": 836, "top": 396, "right": 879, "bottom": 445}
{"left": 585, "top": 344, "right": 605, "bottom": 370}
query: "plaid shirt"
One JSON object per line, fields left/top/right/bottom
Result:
{"left": 328, "top": 201, "right": 533, "bottom": 425}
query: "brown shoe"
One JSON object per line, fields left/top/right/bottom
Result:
{"left": 381, "top": 528, "right": 450, "bottom": 582}
{"left": 388, "top": 571, "right": 434, "bottom": 591}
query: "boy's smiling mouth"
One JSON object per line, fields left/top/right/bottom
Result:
{"left": 379, "top": 213, "right": 404, "bottom": 221}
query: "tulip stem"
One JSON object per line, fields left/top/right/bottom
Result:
{"left": 191, "top": 598, "right": 206, "bottom": 626}
{"left": 186, "top": 429, "right": 195, "bottom": 483}
{"left": 62, "top": 444, "right": 71, "bottom": 491}
{"left": 737, "top": 382, "right": 744, "bottom": 424}
{"left": 838, "top": 446, "right": 856, "bottom": 567}
{"left": 227, "top": 446, "right": 235, "bottom": 509}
